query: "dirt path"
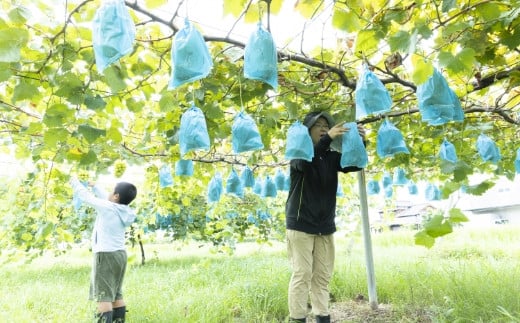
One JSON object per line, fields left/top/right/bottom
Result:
{"left": 326, "top": 300, "right": 395, "bottom": 322}
{"left": 306, "top": 298, "right": 432, "bottom": 322}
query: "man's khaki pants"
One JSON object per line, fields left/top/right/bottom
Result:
{"left": 287, "top": 229, "right": 335, "bottom": 319}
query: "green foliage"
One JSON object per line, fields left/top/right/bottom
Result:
{"left": 438, "top": 48, "right": 476, "bottom": 74}
{"left": 332, "top": 7, "right": 361, "bottom": 33}
{"left": 1, "top": 0, "right": 520, "bottom": 256}
{"left": 294, "top": 0, "right": 324, "bottom": 19}
{"left": 204, "top": 193, "right": 286, "bottom": 251}
{"left": 415, "top": 208, "right": 469, "bottom": 248}
{"left": 423, "top": 214, "right": 453, "bottom": 238}
{"left": 0, "top": 27, "right": 28, "bottom": 62}
{"left": 388, "top": 30, "right": 413, "bottom": 53}
{"left": 355, "top": 29, "right": 381, "bottom": 54}
{"left": 0, "top": 167, "right": 93, "bottom": 262}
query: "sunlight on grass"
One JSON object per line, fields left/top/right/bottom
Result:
{"left": 1, "top": 226, "right": 520, "bottom": 322}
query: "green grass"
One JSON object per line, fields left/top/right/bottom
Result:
{"left": 2, "top": 226, "right": 520, "bottom": 322}
{"left": 332, "top": 226, "right": 520, "bottom": 322}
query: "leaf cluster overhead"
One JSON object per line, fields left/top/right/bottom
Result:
{"left": 1, "top": 0, "right": 520, "bottom": 255}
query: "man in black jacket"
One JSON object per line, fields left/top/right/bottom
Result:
{"left": 286, "top": 111, "right": 365, "bottom": 323}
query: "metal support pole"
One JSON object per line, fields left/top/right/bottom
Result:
{"left": 357, "top": 169, "right": 378, "bottom": 309}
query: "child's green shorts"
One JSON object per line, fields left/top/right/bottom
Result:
{"left": 89, "top": 250, "right": 127, "bottom": 302}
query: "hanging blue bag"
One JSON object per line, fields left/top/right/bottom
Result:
{"left": 240, "top": 166, "right": 255, "bottom": 188}
{"left": 226, "top": 168, "right": 244, "bottom": 198}
{"left": 376, "top": 119, "right": 409, "bottom": 158}
{"left": 262, "top": 176, "right": 277, "bottom": 198}
{"left": 515, "top": 148, "right": 520, "bottom": 173}
{"left": 416, "top": 68, "right": 455, "bottom": 126}
{"left": 225, "top": 212, "right": 238, "bottom": 220}
{"left": 336, "top": 184, "right": 344, "bottom": 197}
{"left": 340, "top": 122, "right": 368, "bottom": 168}
{"left": 179, "top": 105, "right": 210, "bottom": 157}
{"left": 476, "top": 133, "right": 501, "bottom": 163}
{"left": 449, "top": 89, "right": 465, "bottom": 122}
{"left": 253, "top": 178, "right": 263, "bottom": 195}
{"left": 159, "top": 164, "right": 174, "bottom": 188}
{"left": 408, "top": 181, "right": 418, "bottom": 195}
{"left": 393, "top": 168, "right": 408, "bottom": 185}
{"left": 439, "top": 138, "right": 458, "bottom": 163}
{"left": 257, "top": 210, "right": 271, "bottom": 221}
{"left": 425, "top": 183, "right": 441, "bottom": 200}
{"left": 355, "top": 65, "right": 392, "bottom": 118}
{"left": 169, "top": 18, "right": 213, "bottom": 89}
{"left": 367, "top": 180, "right": 380, "bottom": 195}
{"left": 274, "top": 169, "right": 285, "bottom": 191}
{"left": 382, "top": 172, "right": 392, "bottom": 189}
{"left": 283, "top": 172, "right": 290, "bottom": 191}
{"left": 244, "top": 23, "right": 278, "bottom": 90}
{"left": 247, "top": 213, "right": 258, "bottom": 225}
{"left": 155, "top": 213, "right": 173, "bottom": 229}
{"left": 92, "top": 0, "right": 136, "bottom": 72}
{"left": 175, "top": 159, "right": 194, "bottom": 176}
{"left": 232, "top": 111, "right": 264, "bottom": 153}
{"left": 285, "top": 121, "right": 314, "bottom": 161}
{"left": 207, "top": 172, "right": 223, "bottom": 203}
{"left": 384, "top": 186, "right": 393, "bottom": 198}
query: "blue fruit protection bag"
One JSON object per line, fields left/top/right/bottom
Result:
{"left": 262, "top": 175, "right": 277, "bottom": 198}
{"left": 247, "top": 213, "right": 257, "bottom": 225}
{"left": 407, "top": 181, "right": 418, "bottom": 195}
{"left": 340, "top": 122, "right": 368, "bottom": 168}
{"left": 274, "top": 169, "right": 286, "bottom": 191}
{"left": 382, "top": 172, "right": 392, "bottom": 189}
{"left": 159, "top": 164, "right": 174, "bottom": 188}
{"left": 515, "top": 148, "right": 520, "bottom": 173}
{"left": 439, "top": 138, "right": 458, "bottom": 163}
{"left": 226, "top": 168, "right": 244, "bottom": 198}
{"left": 285, "top": 121, "right": 314, "bottom": 162}
{"left": 376, "top": 119, "right": 409, "bottom": 158}
{"left": 169, "top": 18, "right": 213, "bottom": 89}
{"left": 175, "top": 159, "right": 194, "bottom": 176}
{"left": 155, "top": 213, "right": 172, "bottom": 229}
{"left": 393, "top": 168, "right": 408, "bottom": 185}
{"left": 207, "top": 172, "right": 223, "bottom": 203}
{"left": 416, "top": 68, "right": 455, "bottom": 126}
{"left": 240, "top": 166, "right": 255, "bottom": 188}
{"left": 425, "top": 183, "right": 441, "bottom": 201}
{"left": 179, "top": 105, "right": 210, "bottom": 157}
{"left": 355, "top": 65, "right": 392, "bottom": 118}
{"left": 253, "top": 178, "right": 263, "bottom": 195}
{"left": 244, "top": 23, "right": 278, "bottom": 90}
{"left": 92, "top": 0, "right": 136, "bottom": 72}
{"left": 336, "top": 184, "right": 344, "bottom": 197}
{"left": 283, "top": 172, "right": 290, "bottom": 191}
{"left": 367, "top": 180, "right": 380, "bottom": 195}
{"left": 476, "top": 133, "right": 501, "bottom": 163}
{"left": 232, "top": 111, "right": 264, "bottom": 153}
{"left": 449, "top": 88, "right": 465, "bottom": 122}
{"left": 384, "top": 186, "right": 393, "bottom": 198}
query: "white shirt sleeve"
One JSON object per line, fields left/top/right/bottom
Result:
{"left": 70, "top": 178, "right": 112, "bottom": 210}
